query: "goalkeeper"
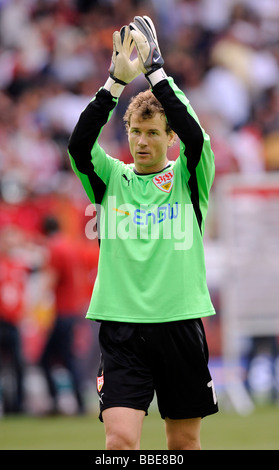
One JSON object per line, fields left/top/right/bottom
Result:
{"left": 68, "top": 16, "right": 218, "bottom": 450}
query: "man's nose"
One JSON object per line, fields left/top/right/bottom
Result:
{"left": 138, "top": 134, "right": 147, "bottom": 146}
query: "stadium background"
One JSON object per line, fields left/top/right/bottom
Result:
{"left": 0, "top": 0, "right": 279, "bottom": 448}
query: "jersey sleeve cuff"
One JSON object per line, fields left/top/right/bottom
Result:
{"left": 146, "top": 68, "right": 168, "bottom": 87}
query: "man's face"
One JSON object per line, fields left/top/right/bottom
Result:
{"left": 128, "top": 112, "right": 175, "bottom": 174}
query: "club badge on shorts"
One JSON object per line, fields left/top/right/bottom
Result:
{"left": 153, "top": 170, "right": 174, "bottom": 193}
{"left": 97, "top": 374, "right": 104, "bottom": 392}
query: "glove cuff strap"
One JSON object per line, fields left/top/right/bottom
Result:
{"left": 104, "top": 76, "right": 125, "bottom": 98}
{"left": 146, "top": 68, "right": 168, "bottom": 87}
{"left": 109, "top": 73, "right": 127, "bottom": 86}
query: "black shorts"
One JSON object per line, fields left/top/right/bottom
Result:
{"left": 96, "top": 318, "right": 218, "bottom": 421}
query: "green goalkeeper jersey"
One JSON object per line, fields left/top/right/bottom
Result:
{"left": 68, "top": 77, "right": 216, "bottom": 323}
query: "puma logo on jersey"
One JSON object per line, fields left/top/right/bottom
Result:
{"left": 122, "top": 174, "right": 131, "bottom": 186}
{"left": 153, "top": 170, "right": 174, "bottom": 193}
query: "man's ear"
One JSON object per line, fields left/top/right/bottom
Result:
{"left": 168, "top": 131, "right": 177, "bottom": 147}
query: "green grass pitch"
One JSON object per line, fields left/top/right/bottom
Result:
{"left": 0, "top": 405, "right": 278, "bottom": 450}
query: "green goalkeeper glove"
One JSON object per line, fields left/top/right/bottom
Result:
{"left": 129, "top": 16, "right": 167, "bottom": 85}
{"left": 104, "top": 25, "right": 141, "bottom": 97}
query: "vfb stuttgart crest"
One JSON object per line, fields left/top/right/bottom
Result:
{"left": 152, "top": 170, "right": 174, "bottom": 193}
{"left": 97, "top": 374, "right": 104, "bottom": 392}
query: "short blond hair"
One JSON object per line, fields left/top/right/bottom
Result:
{"left": 123, "top": 89, "right": 172, "bottom": 134}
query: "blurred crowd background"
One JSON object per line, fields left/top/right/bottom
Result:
{"left": 0, "top": 0, "right": 279, "bottom": 416}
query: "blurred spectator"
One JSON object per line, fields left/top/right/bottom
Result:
{"left": 38, "top": 215, "right": 87, "bottom": 415}
{"left": 0, "top": 226, "right": 29, "bottom": 414}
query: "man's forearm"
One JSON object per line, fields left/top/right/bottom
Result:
{"left": 68, "top": 88, "right": 117, "bottom": 174}
{"left": 152, "top": 78, "right": 204, "bottom": 160}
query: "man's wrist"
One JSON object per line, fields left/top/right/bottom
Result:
{"left": 145, "top": 68, "right": 168, "bottom": 87}
{"left": 103, "top": 76, "right": 125, "bottom": 98}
